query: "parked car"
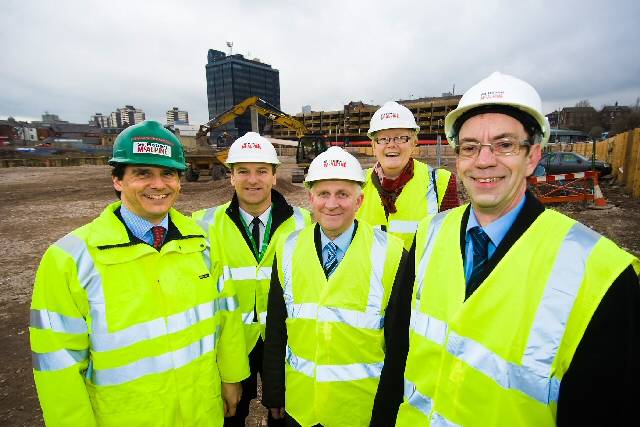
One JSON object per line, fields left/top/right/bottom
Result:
{"left": 537, "top": 152, "right": 612, "bottom": 176}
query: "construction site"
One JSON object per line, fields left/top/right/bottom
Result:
{"left": 1, "top": 125, "right": 640, "bottom": 424}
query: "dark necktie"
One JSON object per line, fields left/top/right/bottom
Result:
{"left": 468, "top": 226, "right": 490, "bottom": 285}
{"left": 324, "top": 242, "right": 339, "bottom": 277}
{"left": 251, "top": 217, "right": 261, "bottom": 255}
{"left": 151, "top": 226, "right": 166, "bottom": 250}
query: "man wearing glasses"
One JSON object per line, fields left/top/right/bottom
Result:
{"left": 371, "top": 72, "right": 639, "bottom": 426}
{"left": 357, "top": 101, "right": 459, "bottom": 250}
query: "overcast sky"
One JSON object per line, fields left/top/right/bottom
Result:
{"left": 2, "top": 0, "right": 638, "bottom": 125}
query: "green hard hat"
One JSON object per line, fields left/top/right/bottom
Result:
{"left": 109, "top": 120, "right": 186, "bottom": 170}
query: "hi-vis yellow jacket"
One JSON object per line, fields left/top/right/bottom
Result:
{"left": 193, "top": 202, "right": 310, "bottom": 353}
{"left": 357, "top": 160, "right": 452, "bottom": 250}
{"left": 30, "top": 202, "right": 249, "bottom": 427}
{"left": 276, "top": 222, "right": 404, "bottom": 426}
{"left": 397, "top": 205, "right": 640, "bottom": 427}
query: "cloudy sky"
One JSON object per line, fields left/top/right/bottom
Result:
{"left": 2, "top": 0, "right": 638, "bottom": 125}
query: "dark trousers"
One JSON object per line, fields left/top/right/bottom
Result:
{"left": 224, "top": 338, "right": 285, "bottom": 427}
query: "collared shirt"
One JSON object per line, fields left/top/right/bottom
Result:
{"left": 464, "top": 195, "right": 526, "bottom": 281}
{"left": 120, "top": 203, "right": 169, "bottom": 247}
{"left": 320, "top": 222, "right": 355, "bottom": 267}
{"left": 239, "top": 205, "right": 272, "bottom": 249}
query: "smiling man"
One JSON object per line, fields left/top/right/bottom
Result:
{"left": 372, "top": 72, "right": 640, "bottom": 426}
{"left": 193, "top": 132, "right": 311, "bottom": 427}
{"left": 30, "top": 120, "right": 249, "bottom": 426}
{"left": 262, "top": 147, "right": 409, "bottom": 427}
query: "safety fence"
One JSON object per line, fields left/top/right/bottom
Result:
{"left": 527, "top": 171, "right": 606, "bottom": 206}
{"left": 561, "top": 128, "right": 640, "bottom": 199}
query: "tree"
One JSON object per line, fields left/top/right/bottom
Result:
{"left": 575, "top": 99, "right": 592, "bottom": 108}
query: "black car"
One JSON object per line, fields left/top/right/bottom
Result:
{"left": 537, "top": 152, "right": 612, "bottom": 176}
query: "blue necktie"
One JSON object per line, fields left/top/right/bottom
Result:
{"left": 324, "top": 242, "right": 339, "bottom": 277}
{"left": 468, "top": 226, "right": 490, "bottom": 285}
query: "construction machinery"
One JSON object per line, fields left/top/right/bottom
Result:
{"left": 195, "top": 96, "right": 328, "bottom": 183}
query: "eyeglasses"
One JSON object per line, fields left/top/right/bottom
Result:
{"left": 375, "top": 135, "right": 412, "bottom": 145}
{"left": 456, "top": 139, "right": 531, "bottom": 158}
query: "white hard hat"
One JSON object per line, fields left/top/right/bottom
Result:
{"left": 304, "top": 146, "right": 365, "bottom": 188}
{"left": 225, "top": 132, "right": 280, "bottom": 165}
{"left": 368, "top": 101, "right": 420, "bottom": 139}
{"left": 444, "top": 71, "right": 550, "bottom": 147}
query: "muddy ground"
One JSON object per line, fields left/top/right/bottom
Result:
{"left": 1, "top": 154, "right": 639, "bottom": 426}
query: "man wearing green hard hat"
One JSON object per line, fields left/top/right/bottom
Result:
{"left": 30, "top": 120, "right": 250, "bottom": 426}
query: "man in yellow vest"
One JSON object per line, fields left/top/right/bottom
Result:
{"left": 357, "top": 101, "right": 459, "bottom": 250}
{"left": 263, "top": 147, "right": 409, "bottom": 427}
{"left": 372, "top": 72, "right": 640, "bottom": 426}
{"left": 30, "top": 120, "right": 249, "bottom": 427}
{"left": 193, "top": 132, "right": 311, "bottom": 427}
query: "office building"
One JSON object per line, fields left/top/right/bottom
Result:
{"left": 205, "top": 49, "right": 280, "bottom": 138}
{"left": 166, "top": 107, "right": 189, "bottom": 125}
{"left": 110, "top": 105, "right": 145, "bottom": 128}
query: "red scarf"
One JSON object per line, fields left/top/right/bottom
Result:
{"left": 374, "top": 158, "right": 414, "bottom": 215}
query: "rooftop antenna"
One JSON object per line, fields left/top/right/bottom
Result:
{"left": 226, "top": 41, "right": 233, "bottom": 55}
{"left": 452, "top": 84, "right": 456, "bottom": 95}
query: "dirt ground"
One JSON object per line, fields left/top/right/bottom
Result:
{"left": 1, "top": 154, "right": 639, "bottom": 426}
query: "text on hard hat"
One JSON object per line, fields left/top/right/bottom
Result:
{"left": 133, "top": 141, "right": 172, "bottom": 157}
{"left": 323, "top": 159, "right": 347, "bottom": 168}
{"left": 480, "top": 91, "right": 504, "bottom": 100}
{"left": 241, "top": 142, "right": 262, "bottom": 149}
{"left": 380, "top": 112, "right": 400, "bottom": 120}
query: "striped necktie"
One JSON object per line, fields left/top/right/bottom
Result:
{"left": 468, "top": 226, "right": 490, "bottom": 285}
{"left": 323, "top": 242, "right": 339, "bottom": 277}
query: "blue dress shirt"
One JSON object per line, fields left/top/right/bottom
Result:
{"left": 320, "top": 222, "right": 355, "bottom": 267}
{"left": 464, "top": 196, "right": 526, "bottom": 281}
{"left": 120, "top": 203, "right": 169, "bottom": 247}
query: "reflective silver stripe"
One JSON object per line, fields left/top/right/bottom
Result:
{"left": 292, "top": 207, "right": 306, "bottom": 230}
{"left": 91, "top": 301, "right": 221, "bottom": 352}
{"left": 415, "top": 211, "right": 450, "bottom": 302}
{"left": 520, "top": 221, "right": 600, "bottom": 403}
{"left": 282, "top": 230, "right": 301, "bottom": 306}
{"left": 55, "top": 234, "right": 108, "bottom": 333}
{"left": 426, "top": 165, "right": 438, "bottom": 216}
{"left": 287, "top": 303, "right": 384, "bottom": 330}
{"left": 217, "top": 296, "right": 239, "bottom": 312}
{"left": 33, "top": 348, "right": 89, "bottom": 371}
{"left": 286, "top": 346, "right": 383, "bottom": 382}
{"left": 241, "top": 311, "right": 254, "bottom": 325}
{"left": 409, "top": 309, "right": 447, "bottom": 345}
{"left": 30, "top": 309, "right": 88, "bottom": 334}
{"left": 202, "top": 245, "right": 212, "bottom": 271}
{"left": 430, "top": 412, "right": 461, "bottom": 427}
{"left": 259, "top": 311, "right": 268, "bottom": 325}
{"left": 403, "top": 378, "right": 433, "bottom": 417}
{"left": 367, "top": 229, "right": 387, "bottom": 314}
{"left": 196, "top": 206, "right": 218, "bottom": 231}
{"left": 388, "top": 220, "right": 419, "bottom": 234}
{"left": 90, "top": 328, "right": 220, "bottom": 386}
{"left": 444, "top": 222, "right": 601, "bottom": 404}
{"left": 223, "top": 266, "right": 272, "bottom": 281}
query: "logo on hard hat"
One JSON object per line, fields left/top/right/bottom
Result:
{"left": 480, "top": 90, "right": 504, "bottom": 100}
{"left": 133, "top": 141, "right": 172, "bottom": 157}
{"left": 380, "top": 112, "right": 400, "bottom": 120}
{"left": 241, "top": 142, "right": 262, "bottom": 149}
{"left": 323, "top": 159, "right": 347, "bottom": 168}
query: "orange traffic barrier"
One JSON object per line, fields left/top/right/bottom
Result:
{"left": 527, "top": 170, "right": 607, "bottom": 206}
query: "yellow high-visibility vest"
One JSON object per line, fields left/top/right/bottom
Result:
{"left": 30, "top": 202, "right": 249, "bottom": 427}
{"left": 397, "top": 205, "right": 639, "bottom": 426}
{"left": 193, "top": 203, "right": 310, "bottom": 352}
{"left": 357, "top": 160, "right": 452, "bottom": 249}
{"left": 277, "top": 222, "right": 404, "bottom": 426}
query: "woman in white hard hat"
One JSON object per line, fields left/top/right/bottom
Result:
{"left": 356, "top": 101, "right": 459, "bottom": 249}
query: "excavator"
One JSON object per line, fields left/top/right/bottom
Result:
{"left": 193, "top": 96, "right": 328, "bottom": 183}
